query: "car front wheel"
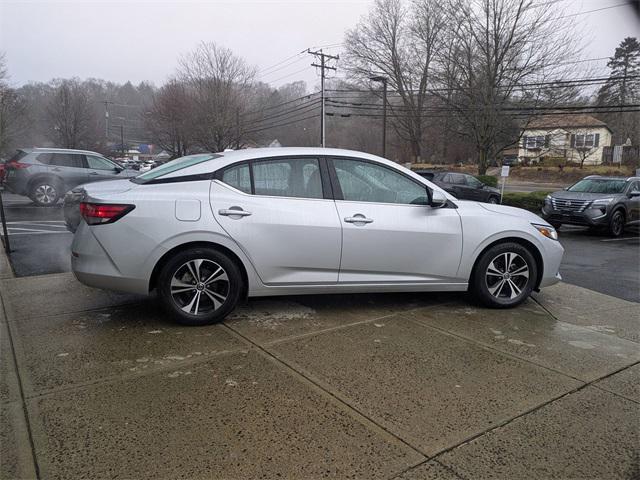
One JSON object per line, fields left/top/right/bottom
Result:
{"left": 158, "top": 247, "right": 243, "bottom": 326}
{"left": 608, "top": 210, "right": 624, "bottom": 237}
{"left": 471, "top": 242, "right": 537, "bottom": 308}
{"left": 488, "top": 196, "right": 499, "bottom": 204}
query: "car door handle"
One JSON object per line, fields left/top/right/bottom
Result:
{"left": 52, "top": 168, "right": 62, "bottom": 172}
{"left": 344, "top": 215, "right": 373, "bottom": 224}
{"left": 219, "top": 208, "right": 252, "bottom": 217}
{"left": 89, "top": 172, "right": 99, "bottom": 175}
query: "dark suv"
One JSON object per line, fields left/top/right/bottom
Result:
{"left": 4, "top": 148, "right": 137, "bottom": 206}
{"left": 415, "top": 171, "right": 501, "bottom": 203}
{"left": 542, "top": 176, "right": 640, "bottom": 237}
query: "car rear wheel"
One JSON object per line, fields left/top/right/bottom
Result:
{"left": 30, "top": 181, "right": 60, "bottom": 206}
{"left": 608, "top": 210, "right": 625, "bottom": 237}
{"left": 158, "top": 247, "right": 242, "bottom": 326}
{"left": 470, "top": 242, "right": 537, "bottom": 308}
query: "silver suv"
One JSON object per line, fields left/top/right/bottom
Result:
{"left": 4, "top": 148, "right": 137, "bottom": 206}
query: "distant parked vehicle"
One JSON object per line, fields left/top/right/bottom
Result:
{"left": 416, "top": 171, "right": 501, "bottom": 204}
{"left": 501, "top": 157, "right": 520, "bottom": 167}
{"left": 542, "top": 176, "right": 640, "bottom": 237}
{"left": 3, "top": 148, "right": 138, "bottom": 206}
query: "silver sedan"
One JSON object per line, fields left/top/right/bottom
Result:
{"left": 66, "top": 148, "right": 563, "bottom": 325}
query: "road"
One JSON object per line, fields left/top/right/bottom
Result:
{"left": 1, "top": 191, "right": 638, "bottom": 302}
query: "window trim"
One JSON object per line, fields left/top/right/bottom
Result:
{"left": 326, "top": 156, "right": 433, "bottom": 206}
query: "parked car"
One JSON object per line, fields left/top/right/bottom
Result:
{"left": 501, "top": 157, "right": 520, "bottom": 167}
{"left": 0, "top": 158, "right": 7, "bottom": 185}
{"left": 65, "top": 148, "right": 563, "bottom": 326}
{"left": 3, "top": 148, "right": 138, "bottom": 206}
{"left": 542, "top": 175, "right": 640, "bottom": 237}
{"left": 416, "top": 171, "right": 501, "bottom": 203}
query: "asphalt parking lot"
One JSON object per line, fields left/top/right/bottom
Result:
{"left": 1, "top": 191, "right": 639, "bottom": 479}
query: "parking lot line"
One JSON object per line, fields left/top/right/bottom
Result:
{"left": 600, "top": 237, "right": 639, "bottom": 242}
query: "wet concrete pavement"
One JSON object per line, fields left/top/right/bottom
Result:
{"left": 1, "top": 264, "right": 638, "bottom": 479}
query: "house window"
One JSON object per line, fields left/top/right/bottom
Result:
{"left": 525, "top": 135, "right": 545, "bottom": 149}
{"left": 575, "top": 134, "right": 595, "bottom": 148}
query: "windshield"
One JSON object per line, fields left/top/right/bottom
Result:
{"left": 130, "top": 153, "right": 220, "bottom": 184}
{"left": 567, "top": 179, "right": 626, "bottom": 194}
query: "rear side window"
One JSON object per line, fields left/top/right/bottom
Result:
{"left": 49, "top": 153, "right": 84, "bottom": 168}
{"left": 37, "top": 153, "right": 54, "bottom": 164}
{"left": 253, "top": 158, "right": 323, "bottom": 199}
{"left": 221, "top": 163, "right": 251, "bottom": 194}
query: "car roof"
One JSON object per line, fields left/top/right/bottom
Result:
{"left": 21, "top": 147, "right": 103, "bottom": 156}
{"left": 583, "top": 175, "right": 639, "bottom": 181}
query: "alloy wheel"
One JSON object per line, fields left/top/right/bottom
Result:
{"left": 34, "top": 184, "right": 57, "bottom": 205}
{"left": 170, "top": 259, "right": 229, "bottom": 315}
{"left": 485, "top": 252, "right": 530, "bottom": 300}
{"left": 611, "top": 212, "right": 624, "bottom": 236}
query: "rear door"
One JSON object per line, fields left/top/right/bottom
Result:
{"left": 85, "top": 154, "right": 121, "bottom": 181}
{"left": 328, "top": 157, "right": 463, "bottom": 284}
{"left": 211, "top": 157, "right": 343, "bottom": 284}
{"left": 48, "top": 153, "right": 88, "bottom": 189}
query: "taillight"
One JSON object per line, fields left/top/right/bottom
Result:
{"left": 80, "top": 202, "right": 135, "bottom": 225}
{"left": 7, "top": 160, "right": 30, "bottom": 169}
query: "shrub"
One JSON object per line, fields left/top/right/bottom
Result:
{"left": 475, "top": 175, "right": 498, "bottom": 187}
{"left": 501, "top": 191, "right": 551, "bottom": 213}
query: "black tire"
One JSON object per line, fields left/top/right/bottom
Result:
{"left": 470, "top": 242, "right": 538, "bottom": 308}
{"left": 29, "top": 179, "right": 61, "bottom": 206}
{"left": 487, "top": 196, "right": 499, "bottom": 204}
{"left": 608, "top": 210, "right": 625, "bottom": 238}
{"left": 158, "top": 247, "right": 243, "bottom": 326}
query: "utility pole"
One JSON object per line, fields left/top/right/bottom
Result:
{"left": 370, "top": 76, "right": 388, "bottom": 157}
{"left": 308, "top": 49, "right": 338, "bottom": 147}
{"left": 102, "top": 100, "right": 113, "bottom": 140}
{"left": 120, "top": 125, "right": 125, "bottom": 158}
{"left": 235, "top": 108, "right": 241, "bottom": 149}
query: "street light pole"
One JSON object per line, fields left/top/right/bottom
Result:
{"left": 370, "top": 76, "right": 388, "bottom": 158}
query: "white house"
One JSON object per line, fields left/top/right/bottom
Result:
{"left": 518, "top": 114, "right": 613, "bottom": 165}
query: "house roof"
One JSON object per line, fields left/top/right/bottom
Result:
{"left": 524, "top": 113, "right": 611, "bottom": 132}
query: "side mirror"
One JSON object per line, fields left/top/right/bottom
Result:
{"left": 629, "top": 190, "right": 640, "bottom": 198}
{"left": 431, "top": 190, "right": 447, "bottom": 208}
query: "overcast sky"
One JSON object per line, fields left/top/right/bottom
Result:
{"left": 1, "top": 0, "right": 638, "bottom": 90}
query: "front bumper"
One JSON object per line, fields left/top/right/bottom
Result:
{"left": 541, "top": 205, "right": 610, "bottom": 227}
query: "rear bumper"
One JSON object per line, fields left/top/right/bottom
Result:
{"left": 71, "top": 223, "right": 149, "bottom": 295}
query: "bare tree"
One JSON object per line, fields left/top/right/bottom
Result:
{"left": 178, "top": 42, "right": 256, "bottom": 151}
{"left": 0, "top": 53, "right": 27, "bottom": 156}
{"left": 343, "top": 0, "right": 446, "bottom": 162}
{"left": 145, "top": 80, "right": 193, "bottom": 158}
{"left": 437, "top": 0, "right": 583, "bottom": 174}
{"left": 46, "top": 79, "right": 99, "bottom": 149}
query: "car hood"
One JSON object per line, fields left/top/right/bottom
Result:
{"left": 550, "top": 191, "right": 616, "bottom": 201}
{"left": 470, "top": 201, "right": 547, "bottom": 224}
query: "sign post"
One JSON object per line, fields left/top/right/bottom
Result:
{"left": 500, "top": 165, "right": 510, "bottom": 204}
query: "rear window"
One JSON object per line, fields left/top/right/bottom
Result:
{"left": 131, "top": 154, "right": 220, "bottom": 184}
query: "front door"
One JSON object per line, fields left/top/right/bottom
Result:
{"left": 212, "top": 157, "right": 342, "bottom": 285}
{"left": 85, "top": 154, "right": 121, "bottom": 181}
{"left": 329, "top": 158, "right": 463, "bottom": 283}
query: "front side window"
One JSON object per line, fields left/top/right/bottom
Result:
{"left": 449, "top": 173, "right": 466, "bottom": 185}
{"left": 466, "top": 175, "right": 483, "bottom": 188}
{"left": 332, "top": 158, "right": 428, "bottom": 205}
{"left": 50, "top": 153, "right": 84, "bottom": 168}
{"left": 253, "top": 158, "right": 322, "bottom": 199}
{"left": 86, "top": 155, "right": 116, "bottom": 170}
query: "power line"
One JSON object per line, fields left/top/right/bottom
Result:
{"left": 244, "top": 112, "right": 320, "bottom": 135}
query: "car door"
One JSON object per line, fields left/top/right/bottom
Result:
{"left": 626, "top": 181, "right": 640, "bottom": 224}
{"left": 85, "top": 154, "right": 121, "bottom": 181}
{"left": 448, "top": 173, "right": 473, "bottom": 200}
{"left": 328, "top": 157, "right": 463, "bottom": 284}
{"left": 48, "top": 153, "right": 88, "bottom": 189}
{"left": 463, "top": 174, "right": 485, "bottom": 201}
{"left": 211, "top": 157, "right": 342, "bottom": 285}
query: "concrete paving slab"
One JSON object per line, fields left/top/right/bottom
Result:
{"left": 393, "top": 460, "right": 463, "bottom": 479}
{"left": 28, "top": 350, "right": 424, "bottom": 479}
{"left": 404, "top": 301, "right": 640, "bottom": 382}
{"left": 1, "top": 323, "right": 20, "bottom": 405}
{"left": 1, "top": 401, "right": 37, "bottom": 479}
{"left": 271, "top": 317, "right": 581, "bottom": 456}
{"left": 11, "top": 302, "right": 246, "bottom": 395}
{"left": 225, "top": 292, "right": 454, "bottom": 345}
{"left": 552, "top": 305, "right": 640, "bottom": 344}
{"left": 0, "top": 272, "right": 142, "bottom": 320}
{"left": 438, "top": 386, "right": 640, "bottom": 480}
{"left": 0, "top": 248, "right": 14, "bottom": 279}
{"left": 534, "top": 282, "right": 635, "bottom": 317}
{"left": 595, "top": 363, "right": 640, "bottom": 403}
